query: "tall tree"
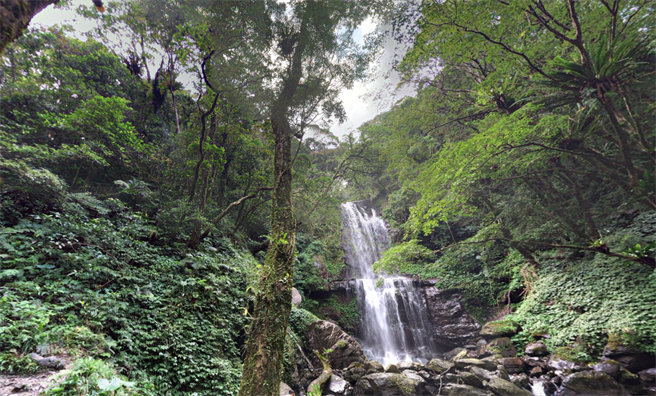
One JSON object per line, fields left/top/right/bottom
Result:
{"left": 238, "top": 1, "right": 378, "bottom": 394}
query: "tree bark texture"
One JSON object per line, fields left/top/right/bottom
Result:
{"left": 238, "top": 6, "right": 310, "bottom": 395}
{"left": 0, "top": 0, "right": 59, "bottom": 56}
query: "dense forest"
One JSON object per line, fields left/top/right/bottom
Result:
{"left": 0, "top": 1, "right": 654, "bottom": 396}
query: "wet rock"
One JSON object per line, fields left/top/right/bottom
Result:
{"left": 548, "top": 357, "right": 578, "bottom": 371}
{"left": 524, "top": 342, "right": 548, "bottom": 357}
{"left": 498, "top": 357, "right": 525, "bottom": 374}
{"left": 557, "top": 370, "right": 628, "bottom": 395}
{"left": 459, "top": 371, "right": 484, "bottom": 388}
{"left": 592, "top": 359, "right": 622, "bottom": 379}
{"left": 292, "top": 287, "right": 302, "bottom": 306}
{"left": 485, "top": 377, "right": 533, "bottom": 396}
{"left": 529, "top": 367, "right": 543, "bottom": 377}
{"left": 280, "top": 382, "right": 294, "bottom": 395}
{"left": 354, "top": 372, "right": 429, "bottom": 396}
{"left": 424, "top": 288, "right": 482, "bottom": 346}
{"left": 344, "top": 362, "right": 367, "bottom": 384}
{"left": 602, "top": 340, "right": 655, "bottom": 373}
{"left": 29, "top": 353, "right": 64, "bottom": 369}
{"left": 443, "top": 383, "right": 490, "bottom": 396}
{"left": 444, "top": 348, "right": 468, "bottom": 361}
{"left": 396, "top": 361, "right": 425, "bottom": 372}
{"left": 305, "top": 320, "right": 367, "bottom": 369}
{"left": 480, "top": 357, "right": 500, "bottom": 371}
{"left": 638, "top": 368, "right": 656, "bottom": 384}
{"left": 385, "top": 364, "right": 400, "bottom": 374}
{"left": 510, "top": 373, "right": 529, "bottom": 388}
{"left": 365, "top": 360, "right": 384, "bottom": 374}
{"left": 445, "top": 373, "right": 463, "bottom": 384}
{"left": 487, "top": 338, "right": 517, "bottom": 358}
{"left": 470, "top": 366, "right": 495, "bottom": 381}
{"left": 480, "top": 320, "right": 520, "bottom": 339}
{"left": 428, "top": 358, "right": 454, "bottom": 374}
{"left": 496, "top": 365, "right": 511, "bottom": 381}
{"left": 523, "top": 356, "right": 547, "bottom": 369}
{"left": 454, "top": 358, "right": 487, "bottom": 370}
{"left": 328, "top": 373, "right": 350, "bottom": 394}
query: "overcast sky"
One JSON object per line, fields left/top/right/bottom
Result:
{"left": 32, "top": 1, "right": 416, "bottom": 139}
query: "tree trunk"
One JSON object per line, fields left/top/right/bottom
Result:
{"left": 0, "top": 0, "right": 59, "bottom": 56}
{"left": 239, "top": 6, "right": 309, "bottom": 395}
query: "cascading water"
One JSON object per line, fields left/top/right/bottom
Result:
{"left": 341, "top": 201, "right": 436, "bottom": 366}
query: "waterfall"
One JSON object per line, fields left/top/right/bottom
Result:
{"left": 341, "top": 202, "right": 436, "bottom": 366}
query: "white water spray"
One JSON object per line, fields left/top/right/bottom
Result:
{"left": 341, "top": 202, "right": 436, "bottom": 366}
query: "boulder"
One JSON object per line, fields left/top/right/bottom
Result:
{"left": 638, "top": 368, "right": 656, "bottom": 384}
{"left": 29, "top": 353, "right": 64, "bottom": 369}
{"left": 509, "top": 373, "right": 529, "bottom": 389}
{"left": 385, "top": 364, "right": 400, "bottom": 374}
{"left": 280, "top": 382, "right": 294, "bottom": 396}
{"left": 557, "top": 371, "right": 628, "bottom": 395}
{"left": 529, "top": 367, "right": 543, "bottom": 377}
{"left": 459, "top": 371, "right": 484, "bottom": 388}
{"left": 602, "top": 342, "right": 656, "bottom": 373}
{"left": 443, "top": 383, "right": 490, "bottom": 396}
{"left": 428, "top": 358, "right": 454, "bottom": 373}
{"left": 305, "top": 320, "right": 367, "bottom": 369}
{"left": 592, "top": 359, "right": 622, "bottom": 379}
{"left": 498, "top": 357, "right": 525, "bottom": 374}
{"left": 470, "top": 366, "right": 496, "bottom": 381}
{"left": 485, "top": 377, "right": 533, "bottom": 396}
{"left": 328, "top": 373, "right": 350, "bottom": 395}
{"left": 344, "top": 362, "right": 367, "bottom": 384}
{"left": 354, "top": 372, "right": 429, "bottom": 396}
{"left": 365, "top": 360, "right": 384, "bottom": 374}
{"left": 444, "top": 347, "right": 468, "bottom": 361}
{"left": 480, "top": 320, "right": 520, "bottom": 339}
{"left": 292, "top": 287, "right": 302, "bottom": 306}
{"left": 487, "top": 338, "right": 517, "bottom": 358}
{"left": 424, "top": 287, "right": 482, "bottom": 346}
{"left": 455, "top": 358, "right": 487, "bottom": 370}
{"left": 524, "top": 342, "right": 548, "bottom": 357}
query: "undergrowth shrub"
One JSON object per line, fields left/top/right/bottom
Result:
{"left": 0, "top": 197, "right": 258, "bottom": 395}
{"left": 44, "top": 357, "right": 140, "bottom": 396}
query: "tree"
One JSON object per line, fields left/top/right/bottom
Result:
{"left": 238, "top": 1, "right": 379, "bottom": 394}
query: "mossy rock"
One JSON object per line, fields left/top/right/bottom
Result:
{"left": 480, "top": 319, "right": 521, "bottom": 339}
{"left": 487, "top": 337, "right": 518, "bottom": 357}
{"left": 553, "top": 346, "right": 588, "bottom": 364}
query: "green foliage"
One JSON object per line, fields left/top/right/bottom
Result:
{"left": 44, "top": 358, "right": 139, "bottom": 396}
{"left": 324, "top": 296, "right": 359, "bottom": 331}
{"left": 288, "top": 306, "right": 320, "bottom": 337}
{"left": 0, "top": 197, "right": 257, "bottom": 395}
{"left": 509, "top": 254, "right": 656, "bottom": 355}
{"left": 373, "top": 240, "right": 435, "bottom": 276}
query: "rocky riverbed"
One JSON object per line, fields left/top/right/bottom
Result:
{"left": 283, "top": 314, "right": 656, "bottom": 396}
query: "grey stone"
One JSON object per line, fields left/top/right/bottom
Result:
{"left": 424, "top": 287, "right": 482, "bottom": 347}
{"left": 428, "top": 358, "right": 454, "bottom": 374}
{"left": 365, "top": 360, "right": 384, "bottom": 374}
{"left": 354, "top": 372, "right": 429, "bottom": 396}
{"left": 444, "top": 383, "right": 491, "bottom": 396}
{"left": 280, "top": 382, "right": 294, "bottom": 396}
{"left": 557, "top": 370, "right": 628, "bottom": 395}
{"left": 29, "top": 353, "right": 64, "bottom": 369}
{"left": 510, "top": 373, "right": 529, "bottom": 388}
{"left": 485, "top": 377, "right": 533, "bottom": 396}
{"left": 385, "top": 364, "right": 400, "bottom": 374}
{"left": 593, "top": 359, "right": 622, "bottom": 379}
{"left": 524, "top": 342, "right": 548, "bottom": 357}
{"left": 455, "top": 358, "right": 487, "bottom": 370}
{"left": 329, "top": 374, "right": 349, "bottom": 394}
{"left": 638, "top": 368, "right": 656, "bottom": 384}
{"left": 470, "top": 366, "right": 495, "bottom": 381}
{"left": 344, "top": 362, "right": 367, "bottom": 384}
{"left": 487, "top": 337, "right": 517, "bottom": 358}
{"left": 498, "top": 357, "right": 525, "bottom": 374}
{"left": 305, "top": 320, "right": 367, "bottom": 369}
{"left": 444, "top": 347, "right": 468, "bottom": 361}
{"left": 497, "top": 365, "right": 511, "bottom": 381}
{"left": 459, "top": 371, "right": 484, "bottom": 388}
{"left": 292, "top": 287, "right": 302, "bottom": 306}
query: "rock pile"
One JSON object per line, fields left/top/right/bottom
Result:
{"left": 300, "top": 319, "right": 655, "bottom": 396}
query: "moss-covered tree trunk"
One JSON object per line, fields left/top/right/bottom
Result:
{"left": 238, "top": 9, "right": 309, "bottom": 396}
{"left": 0, "top": 0, "right": 59, "bottom": 56}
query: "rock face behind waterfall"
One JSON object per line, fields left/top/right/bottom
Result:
{"left": 423, "top": 284, "right": 482, "bottom": 347}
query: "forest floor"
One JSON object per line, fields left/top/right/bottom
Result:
{"left": 0, "top": 356, "right": 71, "bottom": 396}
